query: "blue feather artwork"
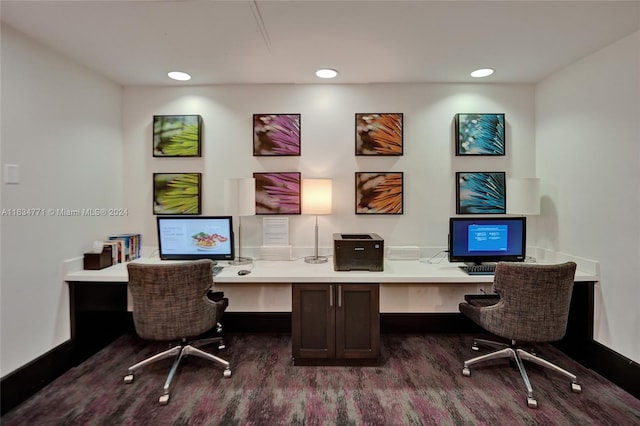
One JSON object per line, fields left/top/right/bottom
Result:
{"left": 455, "top": 114, "right": 505, "bottom": 155}
{"left": 456, "top": 172, "right": 506, "bottom": 214}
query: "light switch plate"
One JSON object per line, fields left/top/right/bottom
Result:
{"left": 4, "top": 164, "right": 19, "bottom": 184}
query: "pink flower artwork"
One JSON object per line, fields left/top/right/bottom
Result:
{"left": 253, "top": 172, "right": 301, "bottom": 214}
{"left": 253, "top": 114, "right": 301, "bottom": 156}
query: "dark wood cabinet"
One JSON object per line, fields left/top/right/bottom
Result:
{"left": 292, "top": 283, "right": 379, "bottom": 365}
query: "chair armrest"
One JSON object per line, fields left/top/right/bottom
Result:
{"left": 204, "top": 293, "right": 229, "bottom": 322}
{"left": 464, "top": 294, "right": 500, "bottom": 307}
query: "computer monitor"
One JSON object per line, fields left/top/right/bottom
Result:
{"left": 448, "top": 217, "right": 526, "bottom": 265}
{"left": 157, "top": 216, "right": 235, "bottom": 261}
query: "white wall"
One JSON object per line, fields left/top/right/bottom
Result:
{"left": 0, "top": 26, "right": 124, "bottom": 376}
{"left": 535, "top": 31, "right": 640, "bottom": 363}
{"left": 11, "top": 22, "right": 636, "bottom": 378}
{"left": 122, "top": 84, "right": 535, "bottom": 258}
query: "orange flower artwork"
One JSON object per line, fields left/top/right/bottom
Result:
{"left": 356, "top": 113, "right": 403, "bottom": 156}
{"left": 356, "top": 172, "right": 403, "bottom": 214}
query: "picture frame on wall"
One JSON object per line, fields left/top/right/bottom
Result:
{"left": 456, "top": 171, "right": 506, "bottom": 214}
{"left": 153, "top": 173, "right": 202, "bottom": 215}
{"left": 253, "top": 114, "right": 301, "bottom": 156}
{"left": 153, "top": 115, "right": 202, "bottom": 157}
{"left": 253, "top": 172, "right": 302, "bottom": 214}
{"left": 455, "top": 113, "right": 505, "bottom": 156}
{"left": 355, "top": 172, "right": 404, "bottom": 214}
{"left": 355, "top": 113, "right": 403, "bottom": 156}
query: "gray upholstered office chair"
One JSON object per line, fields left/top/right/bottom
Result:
{"left": 124, "top": 260, "right": 231, "bottom": 405}
{"left": 459, "top": 261, "right": 581, "bottom": 409}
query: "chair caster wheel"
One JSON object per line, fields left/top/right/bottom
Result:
{"left": 571, "top": 382, "right": 582, "bottom": 393}
{"left": 159, "top": 394, "right": 169, "bottom": 405}
{"left": 223, "top": 369, "right": 232, "bottom": 378}
{"left": 462, "top": 367, "right": 471, "bottom": 377}
{"left": 527, "top": 397, "right": 538, "bottom": 409}
{"left": 124, "top": 374, "right": 134, "bottom": 384}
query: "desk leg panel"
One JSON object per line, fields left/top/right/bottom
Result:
{"left": 553, "top": 281, "right": 595, "bottom": 364}
{"left": 68, "top": 281, "right": 133, "bottom": 364}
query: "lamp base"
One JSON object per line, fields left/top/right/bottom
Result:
{"left": 304, "top": 255, "right": 328, "bottom": 264}
{"left": 231, "top": 257, "right": 253, "bottom": 266}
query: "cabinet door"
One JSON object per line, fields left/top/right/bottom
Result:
{"left": 292, "top": 283, "right": 335, "bottom": 359}
{"left": 335, "top": 283, "right": 380, "bottom": 359}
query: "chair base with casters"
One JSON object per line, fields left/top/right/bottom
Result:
{"left": 126, "top": 260, "right": 233, "bottom": 406}
{"left": 462, "top": 338, "right": 582, "bottom": 409}
{"left": 124, "top": 336, "right": 231, "bottom": 405}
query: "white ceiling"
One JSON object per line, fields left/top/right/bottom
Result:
{"left": 1, "top": 0, "right": 639, "bottom": 86}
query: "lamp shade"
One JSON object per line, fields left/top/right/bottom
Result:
{"left": 224, "top": 178, "right": 256, "bottom": 216}
{"left": 302, "top": 179, "right": 332, "bottom": 215}
{"left": 507, "top": 177, "right": 540, "bottom": 215}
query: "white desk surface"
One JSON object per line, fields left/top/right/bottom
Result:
{"left": 64, "top": 257, "right": 599, "bottom": 284}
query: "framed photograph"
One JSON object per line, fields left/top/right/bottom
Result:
{"left": 253, "top": 172, "right": 301, "bottom": 215}
{"left": 355, "top": 172, "right": 403, "bottom": 214}
{"left": 356, "top": 113, "right": 403, "bottom": 155}
{"left": 153, "top": 115, "right": 202, "bottom": 157}
{"left": 253, "top": 114, "right": 301, "bottom": 156}
{"left": 153, "top": 173, "right": 202, "bottom": 215}
{"left": 456, "top": 172, "right": 506, "bottom": 214}
{"left": 455, "top": 113, "right": 505, "bottom": 156}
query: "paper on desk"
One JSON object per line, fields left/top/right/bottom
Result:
{"left": 262, "top": 216, "right": 289, "bottom": 246}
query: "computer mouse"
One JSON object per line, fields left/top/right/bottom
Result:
{"left": 237, "top": 269, "right": 251, "bottom": 276}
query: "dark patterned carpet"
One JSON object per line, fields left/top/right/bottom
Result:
{"left": 3, "top": 333, "right": 639, "bottom": 425}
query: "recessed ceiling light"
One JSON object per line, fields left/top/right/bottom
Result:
{"left": 168, "top": 71, "right": 192, "bottom": 81}
{"left": 315, "top": 68, "right": 338, "bottom": 79}
{"left": 470, "top": 68, "right": 494, "bottom": 78}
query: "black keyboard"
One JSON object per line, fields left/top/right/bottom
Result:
{"left": 460, "top": 264, "right": 496, "bottom": 275}
{"left": 212, "top": 266, "right": 224, "bottom": 277}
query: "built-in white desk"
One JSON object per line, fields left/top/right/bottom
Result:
{"left": 64, "top": 257, "right": 598, "bottom": 365}
{"left": 65, "top": 256, "right": 599, "bottom": 283}
{"left": 64, "top": 257, "right": 597, "bottom": 313}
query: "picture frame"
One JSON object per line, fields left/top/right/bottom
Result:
{"left": 355, "top": 113, "right": 403, "bottom": 156}
{"left": 355, "top": 172, "right": 404, "bottom": 214}
{"left": 456, "top": 172, "right": 506, "bottom": 214}
{"left": 153, "top": 115, "right": 202, "bottom": 157}
{"left": 253, "top": 172, "right": 301, "bottom": 215}
{"left": 153, "top": 173, "right": 202, "bottom": 215}
{"left": 253, "top": 114, "right": 301, "bottom": 156}
{"left": 455, "top": 113, "right": 505, "bottom": 156}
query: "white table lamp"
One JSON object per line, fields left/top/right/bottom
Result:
{"left": 302, "top": 178, "right": 332, "bottom": 264}
{"left": 224, "top": 177, "right": 256, "bottom": 265}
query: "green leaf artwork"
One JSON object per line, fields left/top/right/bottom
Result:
{"left": 153, "top": 173, "right": 201, "bottom": 215}
{"left": 153, "top": 115, "right": 202, "bottom": 157}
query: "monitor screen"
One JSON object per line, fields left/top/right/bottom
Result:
{"left": 157, "top": 216, "right": 235, "bottom": 261}
{"left": 448, "top": 217, "right": 526, "bottom": 264}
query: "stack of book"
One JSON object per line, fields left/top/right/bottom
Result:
{"left": 83, "top": 234, "right": 141, "bottom": 270}
{"left": 104, "top": 233, "right": 141, "bottom": 264}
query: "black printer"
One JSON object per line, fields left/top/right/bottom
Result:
{"left": 333, "top": 233, "right": 384, "bottom": 271}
